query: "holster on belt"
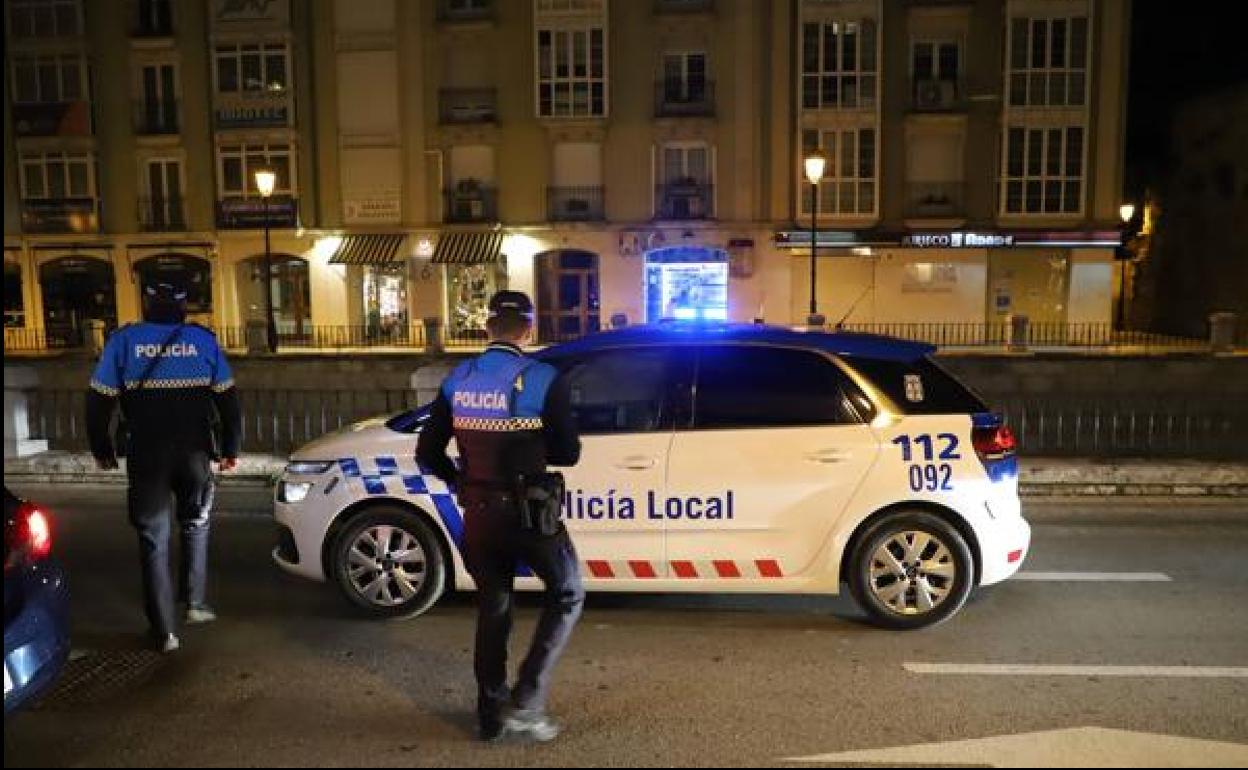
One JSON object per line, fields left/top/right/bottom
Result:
{"left": 514, "top": 472, "right": 565, "bottom": 536}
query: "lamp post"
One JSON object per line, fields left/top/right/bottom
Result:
{"left": 1117, "top": 203, "right": 1136, "bottom": 331}
{"left": 254, "top": 165, "right": 279, "bottom": 353}
{"left": 804, "top": 149, "right": 828, "bottom": 327}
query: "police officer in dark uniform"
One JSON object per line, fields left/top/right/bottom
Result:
{"left": 417, "top": 290, "right": 583, "bottom": 743}
{"left": 86, "top": 281, "right": 242, "bottom": 653}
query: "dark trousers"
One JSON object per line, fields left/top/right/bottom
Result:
{"left": 461, "top": 490, "right": 584, "bottom": 723}
{"left": 126, "top": 448, "right": 215, "bottom": 637}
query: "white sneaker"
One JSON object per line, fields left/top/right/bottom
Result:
{"left": 185, "top": 604, "right": 217, "bottom": 625}
{"left": 504, "top": 708, "right": 560, "bottom": 742}
{"left": 157, "top": 634, "right": 180, "bottom": 654}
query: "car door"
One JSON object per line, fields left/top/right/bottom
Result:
{"left": 549, "top": 345, "right": 691, "bottom": 581}
{"left": 664, "top": 344, "right": 880, "bottom": 582}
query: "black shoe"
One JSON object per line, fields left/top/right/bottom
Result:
{"left": 477, "top": 717, "right": 506, "bottom": 743}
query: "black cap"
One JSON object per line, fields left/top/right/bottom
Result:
{"left": 144, "top": 281, "right": 188, "bottom": 304}
{"left": 488, "top": 290, "right": 534, "bottom": 318}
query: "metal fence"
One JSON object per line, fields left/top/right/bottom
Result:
{"left": 24, "top": 386, "right": 1248, "bottom": 459}
{"left": 839, "top": 322, "right": 1218, "bottom": 350}
{"left": 211, "top": 324, "right": 429, "bottom": 351}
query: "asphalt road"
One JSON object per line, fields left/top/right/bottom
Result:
{"left": 4, "top": 485, "right": 1247, "bottom": 768}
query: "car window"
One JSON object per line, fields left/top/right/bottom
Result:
{"left": 845, "top": 356, "right": 987, "bottom": 415}
{"left": 555, "top": 347, "right": 679, "bottom": 435}
{"left": 693, "top": 345, "right": 863, "bottom": 429}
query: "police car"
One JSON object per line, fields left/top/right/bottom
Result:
{"left": 273, "top": 325, "right": 1029, "bottom": 629}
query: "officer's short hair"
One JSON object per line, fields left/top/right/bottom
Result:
{"left": 486, "top": 311, "right": 532, "bottom": 341}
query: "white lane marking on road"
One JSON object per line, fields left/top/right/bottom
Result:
{"left": 1014, "top": 571, "right": 1173, "bottom": 582}
{"left": 904, "top": 663, "right": 1248, "bottom": 678}
{"left": 784, "top": 727, "right": 1248, "bottom": 767}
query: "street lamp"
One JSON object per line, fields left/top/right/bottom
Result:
{"left": 254, "top": 165, "right": 278, "bottom": 353}
{"left": 804, "top": 149, "right": 828, "bottom": 327}
{"left": 1116, "top": 202, "right": 1137, "bottom": 331}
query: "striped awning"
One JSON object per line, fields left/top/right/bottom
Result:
{"left": 432, "top": 231, "right": 505, "bottom": 264}
{"left": 329, "top": 234, "right": 406, "bottom": 266}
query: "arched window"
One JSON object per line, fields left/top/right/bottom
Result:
{"left": 236, "top": 254, "right": 310, "bottom": 338}
{"left": 39, "top": 256, "right": 117, "bottom": 347}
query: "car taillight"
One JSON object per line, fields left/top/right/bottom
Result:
{"left": 10, "top": 503, "right": 53, "bottom": 562}
{"left": 972, "top": 424, "right": 1017, "bottom": 461}
{"left": 972, "top": 415, "right": 1018, "bottom": 483}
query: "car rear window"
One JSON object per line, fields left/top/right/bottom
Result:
{"left": 845, "top": 356, "right": 987, "bottom": 415}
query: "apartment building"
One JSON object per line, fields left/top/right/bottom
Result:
{"left": 3, "top": 0, "right": 1131, "bottom": 349}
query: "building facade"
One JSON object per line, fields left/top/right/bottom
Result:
{"left": 3, "top": 0, "right": 1131, "bottom": 350}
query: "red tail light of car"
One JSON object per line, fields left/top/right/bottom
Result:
{"left": 7, "top": 503, "right": 53, "bottom": 568}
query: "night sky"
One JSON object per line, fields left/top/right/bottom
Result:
{"left": 1124, "top": 3, "right": 1248, "bottom": 194}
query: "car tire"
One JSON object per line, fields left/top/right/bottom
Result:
{"left": 331, "top": 506, "right": 447, "bottom": 620}
{"left": 848, "top": 510, "right": 975, "bottom": 630}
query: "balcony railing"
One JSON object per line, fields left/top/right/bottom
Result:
{"left": 438, "top": 88, "right": 498, "bottom": 124}
{"left": 653, "top": 0, "right": 714, "bottom": 12}
{"left": 138, "top": 196, "right": 187, "bottom": 232}
{"left": 655, "top": 80, "right": 715, "bottom": 118}
{"left": 906, "top": 182, "right": 966, "bottom": 219}
{"left": 911, "top": 78, "right": 966, "bottom": 112}
{"left": 443, "top": 186, "right": 499, "bottom": 223}
{"left": 131, "top": 0, "right": 174, "bottom": 36}
{"left": 437, "top": 0, "right": 493, "bottom": 22}
{"left": 133, "top": 99, "right": 179, "bottom": 134}
{"left": 655, "top": 182, "right": 714, "bottom": 220}
{"left": 20, "top": 199, "right": 100, "bottom": 234}
{"left": 547, "top": 186, "right": 605, "bottom": 222}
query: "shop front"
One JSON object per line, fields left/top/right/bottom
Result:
{"left": 235, "top": 254, "right": 311, "bottom": 340}
{"left": 643, "top": 246, "right": 729, "bottom": 323}
{"left": 38, "top": 254, "right": 118, "bottom": 347}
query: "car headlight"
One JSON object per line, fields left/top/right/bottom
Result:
{"left": 279, "top": 482, "right": 314, "bottom": 504}
{"left": 285, "top": 460, "right": 335, "bottom": 475}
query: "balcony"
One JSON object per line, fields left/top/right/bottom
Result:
{"left": 655, "top": 182, "right": 713, "bottom": 220}
{"left": 437, "top": 0, "right": 493, "bottom": 23}
{"left": 443, "top": 184, "right": 498, "bottom": 223}
{"left": 130, "top": 0, "right": 174, "bottom": 37}
{"left": 911, "top": 79, "right": 966, "bottom": 112}
{"left": 655, "top": 80, "right": 715, "bottom": 118}
{"left": 20, "top": 199, "right": 100, "bottom": 234}
{"left": 138, "top": 197, "right": 187, "bottom": 232}
{"left": 906, "top": 182, "right": 966, "bottom": 219}
{"left": 438, "top": 88, "right": 498, "bottom": 125}
{"left": 133, "top": 99, "right": 179, "bottom": 135}
{"left": 653, "top": 0, "right": 714, "bottom": 13}
{"left": 547, "top": 186, "right": 605, "bottom": 222}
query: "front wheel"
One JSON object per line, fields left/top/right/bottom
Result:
{"left": 848, "top": 511, "right": 975, "bottom": 630}
{"left": 331, "top": 506, "right": 447, "bottom": 620}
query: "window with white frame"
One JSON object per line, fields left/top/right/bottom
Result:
{"left": 801, "top": 128, "right": 876, "bottom": 216}
{"left": 1007, "top": 16, "right": 1089, "bottom": 107}
{"left": 214, "top": 43, "right": 290, "bottom": 95}
{"left": 536, "top": 25, "right": 606, "bottom": 117}
{"left": 1002, "top": 125, "right": 1084, "bottom": 214}
{"left": 800, "top": 18, "right": 877, "bottom": 110}
{"left": 217, "top": 143, "right": 295, "bottom": 198}
{"left": 8, "top": 0, "right": 81, "bottom": 39}
{"left": 11, "top": 55, "right": 86, "bottom": 103}
{"left": 661, "top": 143, "right": 711, "bottom": 185}
{"left": 19, "top": 152, "right": 95, "bottom": 200}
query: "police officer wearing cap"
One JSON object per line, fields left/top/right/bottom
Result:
{"left": 86, "top": 281, "right": 242, "bottom": 653}
{"left": 417, "top": 290, "right": 583, "bottom": 743}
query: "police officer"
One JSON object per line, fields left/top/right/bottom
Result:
{"left": 417, "top": 290, "right": 583, "bottom": 743}
{"left": 86, "top": 281, "right": 242, "bottom": 654}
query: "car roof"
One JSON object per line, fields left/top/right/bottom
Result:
{"left": 541, "top": 323, "right": 936, "bottom": 363}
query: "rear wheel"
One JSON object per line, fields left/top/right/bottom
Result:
{"left": 848, "top": 511, "right": 974, "bottom": 630}
{"left": 331, "top": 506, "right": 446, "bottom": 620}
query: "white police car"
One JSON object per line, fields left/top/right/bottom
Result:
{"left": 273, "top": 325, "right": 1029, "bottom": 629}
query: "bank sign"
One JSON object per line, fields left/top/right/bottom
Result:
{"left": 904, "top": 232, "right": 1016, "bottom": 248}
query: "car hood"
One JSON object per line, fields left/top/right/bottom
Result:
{"left": 289, "top": 417, "right": 417, "bottom": 464}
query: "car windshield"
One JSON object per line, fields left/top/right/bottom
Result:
{"left": 384, "top": 404, "right": 432, "bottom": 434}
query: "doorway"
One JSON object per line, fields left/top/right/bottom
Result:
{"left": 39, "top": 256, "right": 117, "bottom": 347}
{"left": 536, "top": 249, "right": 600, "bottom": 342}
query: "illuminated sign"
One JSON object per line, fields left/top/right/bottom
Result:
{"left": 904, "top": 232, "right": 1016, "bottom": 248}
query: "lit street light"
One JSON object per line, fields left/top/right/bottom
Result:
{"left": 255, "top": 165, "right": 279, "bottom": 354}
{"left": 804, "top": 149, "right": 828, "bottom": 327}
{"left": 1117, "top": 202, "right": 1137, "bottom": 331}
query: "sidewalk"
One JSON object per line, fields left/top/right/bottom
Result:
{"left": 3, "top": 451, "right": 1246, "bottom": 497}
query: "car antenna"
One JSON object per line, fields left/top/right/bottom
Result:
{"left": 834, "top": 285, "right": 872, "bottom": 331}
